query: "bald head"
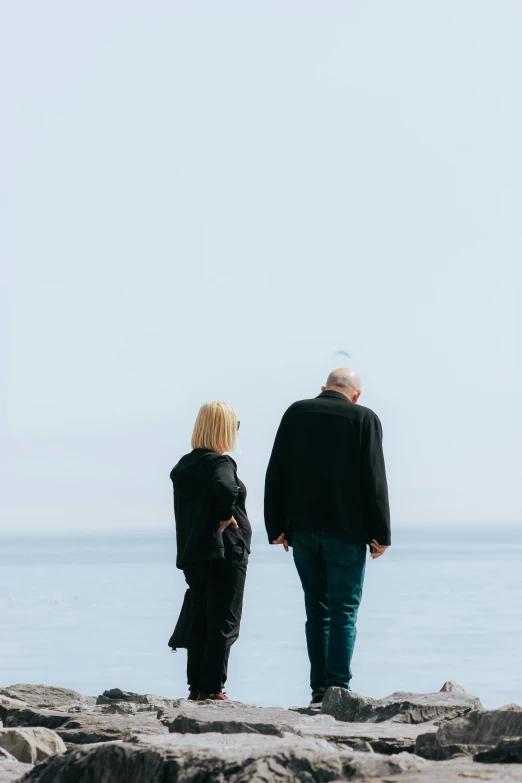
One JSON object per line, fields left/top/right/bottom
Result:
{"left": 323, "top": 368, "right": 362, "bottom": 403}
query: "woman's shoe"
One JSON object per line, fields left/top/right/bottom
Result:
{"left": 198, "top": 690, "right": 228, "bottom": 701}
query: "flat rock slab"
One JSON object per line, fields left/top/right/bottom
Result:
{"left": 164, "top": 703, "right": 435, "bottom": 754}
{"left": 322, "top": 681, "right": 482, "bottom": 724}
{"left": 416, "top": 708, "right": 522, "bottom": 760}
{"left": 5, "top": 708, "right": 167, "bottom": 745}
{"left": 0, "top": 758, "right": 33, "bottom": 783}
{"left": 20, "top": 732, "right": 429, "bottom": 782}
{"left": 362, "top": 758, "right": 522, "bottom": 783}
{"left": 0, "top": 686, "right": 95, "bottom": 711}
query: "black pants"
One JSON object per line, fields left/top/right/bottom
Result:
{"left": 183, "top": 541, "right": 248, "bottom": 693}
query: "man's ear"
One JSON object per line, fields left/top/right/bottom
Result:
{"left": 321, "top": 386, "right": 326, "bottom": 392}
{"left": 353, "top": 390, "right": 361, "bottom": 404}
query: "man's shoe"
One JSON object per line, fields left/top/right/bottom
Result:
{"left": 188, "top": 688, "right": 199, "bottom": 701}
{"left": 309, "top": 691, "right": 325, "bottom": 708}
{"left": 198, "top": 690, "right": 228, "bottom": 701}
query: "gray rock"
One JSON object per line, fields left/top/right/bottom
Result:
{"left": 0, "top": 728, "right": 65, "bottom": 764}
{"left": 321, "top": 689, "right": 376, "bottom": 722}
{"left": 416, "top": 708, "right": 522, "bottom": 760}
{"left": 0, "top": 698, "right": 27, "bottom": 727}
{"left": 19, "top": 732, "right": 429, "bottom": 782}
{"left": 364, "top": 757, "right": 522, "bottom": 782}
{"left": 6, "top": 707, "right": 167, "bottom": 746}
{"left": 475, "top": 737, "right": 522, "bottom": 763}
{"left": 93, "top": 702, "right": 138, "bottom": 716}
{"left": 96, "top": 688, "right": 179, "bottom": 713}
{"left": 163, "top": 702, "right": 434, "bottom": 754}
{"left": 56, "top": 713, "right": 168, "bottom": 745}
{"left": 0, "top": 758, "right": 33, "bottom": 783}
{"left": 5, "top": 709, "right": 72, "bottom": 731}
{"left": 0, "top": 686, "right": 95, "bottom": 712}
{"left": 322, "top": 681, "right": 481, "bottom": 724}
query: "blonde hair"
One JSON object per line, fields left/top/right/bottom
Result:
{"left": 191, "top": 401, "right": 238, "bottom": 454}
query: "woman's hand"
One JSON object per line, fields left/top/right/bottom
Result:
{"left": 220, "top": 516, "right": 239, "bottom": 533}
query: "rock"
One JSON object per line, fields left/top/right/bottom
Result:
{"left": 416, "top": 707, "right": 522, "bottom": 760}
{"left": 56, "top": 713, "right": 168, "bottom": 745}
{"left": 475, "top": 737, "right": 522, "bottom": 763}
{"left": 367, "top": 757, "right": 522, "bottom": 782}
{"left": 0, "top": 698, "right": 27, "bottom": 726}
{"left": 0, "top": 758, "right": 33, "bottom": 783}
{"left": 163, "top": 702, "right": 434, "bottom": 754}
{"left": 6, "top": 707, "right": 167, "bottom": 746}
{"left": 0, "top": 686, "right": 95, "bottom": 711}
{"left": 96, "top": 689, "right": 178, "bottom": 713}
{"left": 5, "top": 709, "right": 72, "bottom": 731}
{"left": 94, "top": 702, "right": 138, "bottom": 716}
{"left": 322, "top": 682, "right": 481, "bottom": 724}
{"left": 0, "top": 727, "right": 65, "bottom": 764}
{"left": 321, "top": 689, "right": 376, "bottom": 722}
{"left": 20, "top": 732, "right": 429, "bottom": 782}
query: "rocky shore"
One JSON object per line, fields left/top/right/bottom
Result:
{"left": 1, "top": 681, "right": 521, "bottom": 782}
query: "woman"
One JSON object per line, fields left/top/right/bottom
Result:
{"left": 170, "top": 401, "right": 251, "bottom": 701}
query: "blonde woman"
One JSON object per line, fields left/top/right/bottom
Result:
{"left": 170, "top": 401, "right": 251, "bottom": 701}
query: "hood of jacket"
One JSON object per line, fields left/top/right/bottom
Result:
{"left": 170, "top": 449, "right": 223, "bottom": 496}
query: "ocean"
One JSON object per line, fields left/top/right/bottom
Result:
{"left": 1, "top": 525, "right": 521, "bottom": 709}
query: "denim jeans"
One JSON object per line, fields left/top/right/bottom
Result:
{"left": 292, "top": 531, "right": 366, "bottom": 695}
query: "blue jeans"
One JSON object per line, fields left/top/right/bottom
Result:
{"left": 293, "top": 531, "right": 366, "bottom": 694}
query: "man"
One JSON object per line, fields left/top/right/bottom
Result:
{"left": 264, "top": 369, "right": 391, "bottom": 706}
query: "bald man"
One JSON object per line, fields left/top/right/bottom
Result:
{"left": 264, "top": 369, "right": 391, "bottom": 705}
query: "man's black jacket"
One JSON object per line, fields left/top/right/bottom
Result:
{"left": 264, "top": 391, "right": 391, "bottom": 546}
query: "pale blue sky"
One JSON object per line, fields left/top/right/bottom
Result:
{"left": 2, "top": 1, "right": 521, "bottom": 532}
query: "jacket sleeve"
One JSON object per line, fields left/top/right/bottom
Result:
{"left": 264, "top": 411, "right": 290, "bottom": 543}
{"left": 213, "top": 457, "right": 239, "bottom": 522}
{"left": 361, "top": 414, "right": 391, "bottom": 546}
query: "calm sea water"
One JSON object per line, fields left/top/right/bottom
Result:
{"left": 1, "top": 525, "right": 521, "bottom": 709}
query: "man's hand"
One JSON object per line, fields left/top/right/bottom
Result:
{"left": 220, "top": 516, "right": 239, "bottom": 533}
{"left": 272, "top": 533, "right": 289, "bottom": 552}
{"left": 370, "top": 539, "right": 389, "bottom": 559}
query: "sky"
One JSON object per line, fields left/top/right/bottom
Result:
{"left": 1, "top": 0, "right": 521, "bottom": 532}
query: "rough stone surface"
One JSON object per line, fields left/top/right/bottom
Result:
{"left": 6, "top": 707, "right": 167, "bottom": 746}
{"left": 0, "top": 698, "right": 27, "bottom": 728}
{"left": 363, "top": 758, "right": 522, "bottom": 782}
{"left": 0, "top": 686, "right": 95, "bottom": 711}
{"left": 5, "top": 709, "right": 72, "bottom": 731}
{"left": 321, "top": 689, "right": 377, "bottom": 722}
{"left": 322, "top": 681, "right": 481, "bottom": 724}
{"left": 164, "top": 702, "right": 433, "bottom": 754}
{"left": 55, "top": 713, "right": 168, "bottom": 745}
{"left": 0, "top": 727, "right": 65, "bottom": 764}
{"left": 2, "top": 682, "right": 521, "bottom": 782}
{"left": 20, "top": 732, "right": 429, "bottom": 782}
{"left": 0, "top": 758, "right": 32, "bottom": 783}
{"left": 416, "top": 708, "right": 522, "bottom": 760}
{"left": 475, "top": 738, "right": 522, "bottom": 764}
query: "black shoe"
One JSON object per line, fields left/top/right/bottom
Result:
{"left": 309, "top": 691, "right": 325, "bottom": 707}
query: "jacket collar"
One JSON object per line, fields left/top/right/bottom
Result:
{"left": 317, "top": 390, "right": 351, "bottom": 402}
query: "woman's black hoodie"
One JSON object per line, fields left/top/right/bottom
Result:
{"left": 170, "top": 448, "right": 251, "bottom": 569}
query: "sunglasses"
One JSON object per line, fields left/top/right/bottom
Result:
{"left": 237, "top": 420, "right": 241, "bottom": 431}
